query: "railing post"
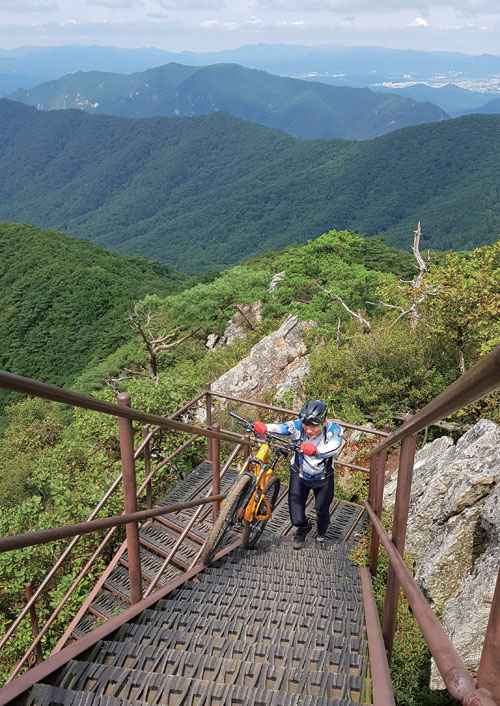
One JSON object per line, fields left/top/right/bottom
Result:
{"left": 205, "top": 383, "right": 212, "bottom": 462}
{"left": 369, "top": 426, "right": 390, "bottom": 575}
{"left": 382, "top": 422, "right": 417, "bottom": 660}
{"left": 243, "top": 433, "right": 251, "bottom": 463}
{"left": 117, "top": 392, "right": 142, "bottom": 605}
{"left": 368, "top": 452, "right": 378, "bottom": 511}
{"left": 142, "top": 425, "right": 153, "bottom": 510}
{"left": 477, "top": 565, "right": 500, "bottom": 703}
{"left": 24, "top": 583, "right": 43, "bottom": 664}
{"left": 211, "top": 423, "right": 221, "bottom": 522}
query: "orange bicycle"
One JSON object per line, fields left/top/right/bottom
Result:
{"left": 201, "top": 411, "right": 300, "bottom": 564}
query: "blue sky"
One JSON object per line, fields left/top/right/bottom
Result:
{"left": 0, "top": 0, "right": 499, "bottom": 54}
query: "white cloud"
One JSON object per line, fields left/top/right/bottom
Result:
{"left": 256, "top": 0, "right": 500, "bottom": 14}
{"left": 410, "top": 17, "right": 429, "bottom": 27}
{"left": 0, "top": 0, "right": 58, "bottom": 11}
{"left": 85, "top": 0, "right": 136, "bottom": 7}
{"left": 156, "top": 0, "right": 225, "bottom": 9}
{"left": 245, "top": 15, "right": 263, "bottom": 25}
{"left": 278, "top": 19, "right": 305, "bottom": 26}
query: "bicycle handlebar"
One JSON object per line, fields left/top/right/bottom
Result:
{"left": 228, "top": 411, "right": 301, "bottom": 455}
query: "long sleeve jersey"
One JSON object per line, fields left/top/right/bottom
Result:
{"left": 266, "top": 419, "right": 343, "bottom": 480}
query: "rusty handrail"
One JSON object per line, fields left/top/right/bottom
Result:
{"left": 210, "top": 390, "right": 389, "bottom": 436}
{"left": 368, "top": 344, "right": 500, "bottom": 456}
{"left": 364, "top": 501, "right": 497, "bottom": 706}
{"left": 0, "top": 371, "right": 244, "bottom": 445}
{"left": 0, "top": 494, "right": 226, "bottom": 553}
{"left": 0, "top": 384, "right": 214, "bottom": 676}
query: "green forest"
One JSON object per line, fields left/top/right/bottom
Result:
{"left": 1, "top": 220, "right": 499, "bottom": 702}
{"left": 8, "top": 61, "right": 447, "bottom": 140}
{"left": 1, "top": 99, "right": 500, "bottom": 274}
{"left": 0, "top": 222, "right": 191, "bottom": 416}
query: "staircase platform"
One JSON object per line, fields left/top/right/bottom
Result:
{"left": 20, "top": 459, "right": 373, "bottom": 705}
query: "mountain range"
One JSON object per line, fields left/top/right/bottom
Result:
{"left": 8, "top": 62, "right": 447, "bottom": 141}
{"left": 2, "top": 43, "right": 500, "bottom": 112}
{"left": 1, "top": 98, "right": 499, "bottom": 273}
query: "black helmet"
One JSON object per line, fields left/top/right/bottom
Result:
{"left": 299, "top": 400, "right": 327, "bottom": 426}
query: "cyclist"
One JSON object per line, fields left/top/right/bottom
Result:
{"left": 254, "top": 400, "right": 343, "bottom": 550}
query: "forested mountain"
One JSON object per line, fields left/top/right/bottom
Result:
{"left": 0, "top": 221, "right": 190, "bottom": 413}
{"left": 1, "top": 99, "right": 500, "bottom": 273}
{"left": 3, "top": 43, "right": 500, "bottom": 93}
{"left": 370, "top": 82, "right": 491, "bottom": 117}
{"left": 463, "top": 95, "right": 500, "bottom": 115}
{"left": 8, "top": 62, "right": 447, "bottom": 141}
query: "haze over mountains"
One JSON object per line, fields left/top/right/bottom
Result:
{"left": 1, "top": 98, "right": 499, "bottom": 274}
{"left": 8, "top": 62, "right": 447, "bottom": 141}
{"left": 2, "top": 43, "right": 500, "bottom": 116}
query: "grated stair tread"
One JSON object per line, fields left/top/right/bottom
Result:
{"left": 89, "top": 591, "right": 129, "bottom": 621}
{"left": 138, "top": 520, "right": 201, "bottom": 567}
{"left": 104, "top": 566, "right": 150, "bottom": 603}
{"left": 120, "top": 546, "right": 182, "bottom": 585}
{"left": 87, "top": 637, "right": 366, "bottom": 679}
{"left": 56, "top": 659, "right": 368, "bottom": 702}
{"left": 27, "top": 679, "right": 369, "bottom": 706}
{"left": 111, "top": 620, "right": 366, "bottom": 657}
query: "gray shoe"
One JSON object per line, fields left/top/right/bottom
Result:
{"left": 293, "top": 520, "right": 312, "bottom": 550}
{"left": 315, "top": 534, "right": 326, "bottom": 545}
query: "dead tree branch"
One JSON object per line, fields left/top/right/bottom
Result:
{"left": 126, "top": 303, "right": 201, "bottom": 386}
{"left": 317, "top": 283, "right": 371, "bottom": 334}
{"left": 235, "top": 305, "right": 255, "bottom": 330}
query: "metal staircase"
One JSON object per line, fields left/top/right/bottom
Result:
{"left": 22, "top": 461, "right": 370, "bottom": 705}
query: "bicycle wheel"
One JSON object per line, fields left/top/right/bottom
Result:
{"left": 242, "top": 475, "right": 280, "bottom": 549}
{"left": 200, "top": 474, "right": 253, "bottom": 565}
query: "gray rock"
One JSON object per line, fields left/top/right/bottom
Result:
{"left": 383, "top": 418, "right": 500, "bottom": 688}
{"left": 430, "top": 546, "right": 500, "bottom": 689}
{"left": 196, "top": 315, "right": 314, "bottom": 421}
{"left": 269, "top": 271, "right": 285, "bottom": 292}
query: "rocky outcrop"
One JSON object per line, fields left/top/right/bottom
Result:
{"left": 206, "top": 302, "right": 262, "bottom": 350}
{"left": 383, "top": 419, "right": 500, "bottom": 689}
{"left": 199, "top": 315, "right": 314, "bottom": 419}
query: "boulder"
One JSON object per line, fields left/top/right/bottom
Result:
{"left": 383, "top": 419, "right": 500, "bottom": 688}
{"left": 198, "top": 315, "right": 314, "bottom": 420}
{"left": 205, "top": 302, "right": 262, "bottom": 350}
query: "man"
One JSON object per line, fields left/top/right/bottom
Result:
{"left": 254, "top": 400, "right": 343, "bottom": 549}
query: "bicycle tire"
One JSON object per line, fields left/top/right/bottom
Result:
{"left": 242, "top": 475, "right": 280, "bottom": 549}
{"left": 200, "top": 474, "right": 253, "bottom": 565}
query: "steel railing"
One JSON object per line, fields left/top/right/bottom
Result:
{"left": 0, "top": 369, "right": 387, "bottom": 691}
{"left": 365, "top": 344, "right": 500, "bottom": 705}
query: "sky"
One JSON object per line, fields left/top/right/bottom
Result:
{"left": 1, "top": 0, "right": 500, "bottom": 55}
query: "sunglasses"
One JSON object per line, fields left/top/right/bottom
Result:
{"left": 302, "top": 417, "right": 323, "bottom": 426}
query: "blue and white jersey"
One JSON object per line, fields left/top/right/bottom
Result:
{"left": 266, "top": 419, "right": 343, "bottom": 480}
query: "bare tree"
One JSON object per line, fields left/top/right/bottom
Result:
{"left": 368, "top": 222, "right": 440, "bottom": 331}
{"left": 125, "top": 303, "right": 200, "bottom": 386}
{"left": 317, "top": 282, "right": 371, "bottom": 334}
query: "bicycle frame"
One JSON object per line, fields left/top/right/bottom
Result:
{"left": 238, "top": 441, "right": 277, "bottom": 523}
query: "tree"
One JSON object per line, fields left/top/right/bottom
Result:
{"left": 109, "top": 303, "right": 200, "bottom": 387}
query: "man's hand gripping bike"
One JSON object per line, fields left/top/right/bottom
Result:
{"left": 200, "top": 411, "right": 300, "bottom": 565}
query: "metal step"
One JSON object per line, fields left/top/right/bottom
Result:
{"left": 25, "top": 683, "right": 141, "bottom": 705}
{"left": 72, "top": 614, "right": 99, "bottom": 639}
{"left": 138, "top": 521, "right": 200, "bottom": 568}
{"left": 120, "top": 547, "right": 182, "bottom": 586}
{"left": 110, "top": 620, "right": 366, "bottom": 658}
{"left": 89, "top": 591, "right": 128, "bottom": 621}
{"left": 88, "top": 637, "right": 366, "bottom": 679}
{"left": 104, "top": 566, "right": 150, "bottom": 603}
{"left": 27, "top": 679, "right": 368, "bottom": 706}
{"left": 56, "top": 659, "right": 369, "bottom": 703}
